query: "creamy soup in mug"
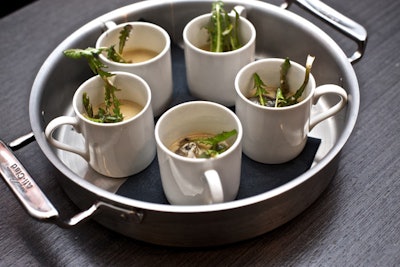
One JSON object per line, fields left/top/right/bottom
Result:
{"left": 121, "top": 48, "right": 158, "bottom": 63}
{"left": 169, "top": 133, "right": 232, "bottom": 159}
{"left": 94, "top": 99, "right": 143, "bottom": 121}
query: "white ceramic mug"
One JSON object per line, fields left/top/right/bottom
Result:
{"left": 45, "top": 72, "right": 156, "bottom": 178}
{"left": 235, "top": 58, "right": 348, "bottom": 164}
{"left": 155, "top": 101, "right": 243, "bottom": 205}
{"left": 183, "top": 11, "right": 256, "bottom": 107}
{"left": 96, "top": 21, "right": 173, "bottom": 116}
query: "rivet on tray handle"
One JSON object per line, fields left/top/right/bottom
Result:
{"left": 0, "top": 140, "right": 143, "bottom": 228}
{"left": 282, "top": 0, "right": 367, "bottom": 64}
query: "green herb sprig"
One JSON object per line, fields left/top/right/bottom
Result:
{"left": 250, "top": 55, "right": 315, "bottom": 107}
{"left": 64, "top": 48, "right": 123, "bottom": 123}
{"left": 193, "top": 129, "right": 237, "bottom": 158}
{"left": 106, "top": 25, "right": 133, "bottom": 63}
{"left": 252, "top": 73, "right": 269, "bottom": 106}
{"left": 118, "top": 25, "right": 132, "bottom": 54}
{"left": 207, "top": 1, "right": 242, "bottom": 52}
{"left": 284, "top": 55, "right": 315, "bottom": 106}
{"left": 63, "top": 25, "right": 133, "bottom": 123}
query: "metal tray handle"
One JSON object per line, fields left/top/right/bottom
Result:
{"left": 0, "top": 139, "right": 142, "bottom": 228}
{"left": 282, "top": 0, "right": 367, "bottom": 64}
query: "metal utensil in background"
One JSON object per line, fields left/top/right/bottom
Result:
{"left": 282, "top": 0, "right": 367, "bottom": 63}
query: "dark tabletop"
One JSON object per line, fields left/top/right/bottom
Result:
{"left": 1, "top": 0, "right": 399, "bottom": 266}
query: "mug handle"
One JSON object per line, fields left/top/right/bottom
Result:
{"left": 202, "top": 170, "right": 224, "bottom": 204}
{"left": 45, "top": 116, "right": 89, "bottom": 160}
{"left": 309, "top": 84, "right": 348, "bottom": 130}
{"left": 168, "top": 158, "right": 224, "bottom": 204}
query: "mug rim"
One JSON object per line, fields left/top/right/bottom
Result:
{"left": 96, "top": 21, "right": 171, "bottom": 67}
{"left": 72, "top": 71, "right": 152, "bottom": 126}
{"left": 155, "top": 101, "right": 243, "bottom": 163}
{"left": 183, "top": 13, "right": 256, "bottom": 57}
{"left": 235, "top": 58, "right": 316, "bottom": 111}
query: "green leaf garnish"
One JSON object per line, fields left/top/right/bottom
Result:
{"left": 280, "top": 57, "right": 291, "bottom": 95}
{"left": 63, "top": 47, "right": 123, "bottom": 123}
{"left": 82, "top": 92, "right": 93, "bottom": 118}
{"left": 193, "top": 129, "right": 237, "bottom": 158}
{"left": 275, "top": 88, "right": 287, "bottom": 107}
{"left": 253, "top": 73, "right": 268, "bottom": 106}
{"left": 101, "top": 25, "right": 133, "bottom": 63}
{"left": 207, "top": 1, "right": 242, "bottom": 52}
{"left": 118, "top": 25, "right": 132, "bottom": 54}
{"left": 106, "top": 45, "right": 127, "bottom": 63}
{"left": 284, "top": 55, "right": 315, "bottom": 106}
{"left": 250, "top": 55, "right": 315, "bottom": 107}
{"left": 63, "top": 25, "right": 134, "bottom": 123}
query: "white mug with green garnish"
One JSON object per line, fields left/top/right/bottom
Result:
{"left": 155, "top": 101, "right": 243, "bottom": 205}
{"left": 45, "top": 71, "right": 156, "bottom": 178}
{"left": 96, "top": 21, "right": 173, "bottom": 116}
{"left": 183, "top": 1, "right": 256, "bottom": 106}
{"left": 235, "top": 56, "right": 348, "bottom": 164}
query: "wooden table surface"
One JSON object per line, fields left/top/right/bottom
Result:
{"left": 1, "top": 0, "right": 399, "bottom": 266}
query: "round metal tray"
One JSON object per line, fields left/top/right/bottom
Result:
{"left": 27, "top": 0, "right": 360, "bottom": 247}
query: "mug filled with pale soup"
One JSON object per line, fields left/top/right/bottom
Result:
{"left": 45, "top": 71, "right": 156, "bottom": 178}
{"left": 155, "top": 101, "right": 243, "bottom": 205}
{"left": 183, "top": 2, "right": 256, "bottom": 106}
{"left": 96, "top": 21, "right": 173, "bottom": 116}
{"left": 235, "top": 56, "right": 348, "bottom": 164}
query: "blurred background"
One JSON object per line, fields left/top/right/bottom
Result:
{"left": 1, "top": 0, "right": 37, "bottom": 18}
